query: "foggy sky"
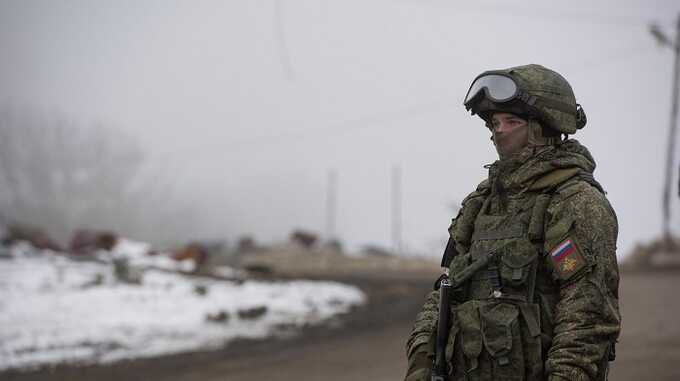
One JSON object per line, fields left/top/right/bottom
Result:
{"left": 1, "top": 0, "right": 679, "bottom": 258}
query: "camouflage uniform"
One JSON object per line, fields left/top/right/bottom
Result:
{"left": 405, "top": 65, "right": 620, "bottom": 381}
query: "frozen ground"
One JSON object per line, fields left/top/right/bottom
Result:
{"left": 0, "top": 243, "right": 365, "bottom": 371}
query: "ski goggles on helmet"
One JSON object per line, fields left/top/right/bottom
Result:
{"left": 463, "top": 72, "right": 519, "bottom": 110}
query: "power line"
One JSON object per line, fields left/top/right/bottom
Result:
{"left": 563, "top": 41, "right": 659, "bottom": 72}
{"left": 651, "top": 13, "right": 680, "bottom": 245}
{"left": 273, "top": 0, "right": 294, "bottom": 80}
{"left": 325, "top": 169, "right": 337, "bottom": 241}
{"left": 406, "top": 0, "right": 675, "bottom": 29}
{"left": 391, "top": 165, "right": 402, "bottom": 255}
{"left": 152, "top": 98, "right": 453, "bottom": 160}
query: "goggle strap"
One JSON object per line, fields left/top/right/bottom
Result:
{"left": 525, "top": 94, "right": 576, "bottom": 116}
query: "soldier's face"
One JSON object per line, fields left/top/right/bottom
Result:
{"left": 490, "top": 112, "right": 529, "bottom": 159}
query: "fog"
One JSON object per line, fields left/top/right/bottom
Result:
{"left": 1, "top": 0, "right": 678, "bottom": 258}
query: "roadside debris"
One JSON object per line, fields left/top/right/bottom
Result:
{"left": 237, "top": 306, "right": 268, "bottom": 320}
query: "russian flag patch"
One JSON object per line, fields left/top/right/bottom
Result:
{"left": 549, "top": 238, "right": 587, "bottom": 280}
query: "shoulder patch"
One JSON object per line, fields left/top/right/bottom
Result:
{"left": 549, "top": 238, "right": 588, "bottom": 280}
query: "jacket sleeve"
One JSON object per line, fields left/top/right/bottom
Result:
{"left": 405, "top": 224, "right": 451, "bottom": 372}
{"left": 544, "top": 183, "right": 621, "bottom": 381}
{"left": 405, "top": 288, "right": 439, "bottom": 359}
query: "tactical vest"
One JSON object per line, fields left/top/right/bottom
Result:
{"left": 438, "top": 172, "right": 606, "bottom": 381}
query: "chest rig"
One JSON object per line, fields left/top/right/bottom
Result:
{"left": 443, "top": 188, "right": 555, "bottom": 381}
{"left": 467, "top": 191, "right": 551, "bottom": 302}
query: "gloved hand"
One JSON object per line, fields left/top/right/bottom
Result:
{"left": 404, "top": 349, "right": 431, "bottom": 381}
{"left": 405, "top": 367, "right": 430, "bottom": 381}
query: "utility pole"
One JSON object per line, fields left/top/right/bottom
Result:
{"left": 391, "top": 165, "right": 402, "bottom": 256}
{"left": 325, "top": 169, "right": 337, "bottom": 242}
{"left": 274, "top": 0, "right": 294, "bottom": 80}
{"left": 650, "top": 14, "right": 680, "bottom": 248}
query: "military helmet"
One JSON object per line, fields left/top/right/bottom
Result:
{"left": 463, "top": 64, "right": 586, "bottom": 134}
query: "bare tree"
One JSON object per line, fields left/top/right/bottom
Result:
{"left": 0, "top": 105, "right": 197, "bottom": 246}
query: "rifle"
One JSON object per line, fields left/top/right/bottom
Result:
{"left": 431, "top": 275, "right": 451, "bottom": 381}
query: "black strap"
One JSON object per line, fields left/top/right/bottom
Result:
{"left": 519, "top": 91, "right": 576, "bottom": 116}
{"left": 526, "top": 191, "right": 555, "bottom": 303}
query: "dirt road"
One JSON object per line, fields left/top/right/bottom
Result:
{"left": 608, "top": 271, "right": 680, "bottom": 381}
{"left": 4, "top": 270, "right": 680, "bottom": 381}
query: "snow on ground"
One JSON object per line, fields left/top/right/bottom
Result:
{"left": 0, "top": 244, "right": 365, "bottom": 371}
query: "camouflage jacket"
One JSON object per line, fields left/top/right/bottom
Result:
{"left": 405, "top": 140, "right": 621, "bottom": 381}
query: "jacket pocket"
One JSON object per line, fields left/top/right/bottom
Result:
{"left": 480, "top": 302, "right": 525, "bottom": 381}
{"left": 456, "top": 301, "right": 483, "bottom": 374}
{"left": 445, "top": 321, "right": 459, "bottom": 363}
{"left": 499, "top": 247, "right": 537, "bottom": 288}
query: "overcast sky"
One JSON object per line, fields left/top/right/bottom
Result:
{"left": 1, "top": 0, "right": 679, "bottom": 258}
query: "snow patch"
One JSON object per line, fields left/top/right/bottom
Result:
{"left": 0, "top": 248, "right": 365, "bottom": 370}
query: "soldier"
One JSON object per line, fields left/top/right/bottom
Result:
{"left": 405, "top": 64, "right": 621, "bottom": 381}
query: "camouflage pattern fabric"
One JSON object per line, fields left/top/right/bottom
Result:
{"left": 405, "top": 140, "right": 620, "bottom": 381}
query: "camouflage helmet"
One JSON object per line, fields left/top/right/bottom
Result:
{"left": 463, "top": 64, "right": 586, "bottom": 135}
